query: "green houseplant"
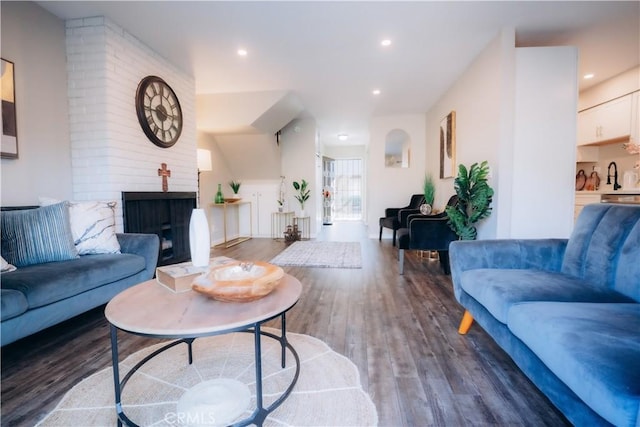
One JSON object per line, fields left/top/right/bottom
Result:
{"left": 423, "top": 173, "right": 435, "bottom": 207}
{"left": 445, "top": 161, "right": 494, "bottom": 240}
{"left": 292, "top": 179, "right": 310, "bottom": 213}
{"left": 229, "top": 180, "right": 241, "bottom": 194}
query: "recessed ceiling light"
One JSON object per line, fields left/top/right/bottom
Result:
{"left": 237, "top": 49, "right": 248, "bottom": 56}
{"left": 372, "top": 89, "right": 381, "bottom": 95}
{"left": 583, "top": 73, "right": 594, "bottom": 79}
{"left": 381, "top": 39, "right": 392, "bottom": 47}
{"left": 338, "top": 134, "right": 349, "bottom": 141}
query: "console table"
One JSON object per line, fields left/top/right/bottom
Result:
{"left": 211, "top": 201, "right": 252, "bottom": 248}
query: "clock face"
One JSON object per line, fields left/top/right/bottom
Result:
{"left": 135, "top": 76, "right": 183, "bottom": 148}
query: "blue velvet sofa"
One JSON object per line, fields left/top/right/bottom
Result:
{"left": 450, "top": 203, "right": 640, "bottom": 426}
{"left": 1, "top": 205, "right": 159, "bottom": 346}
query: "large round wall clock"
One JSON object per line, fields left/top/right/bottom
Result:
{"left": 135, "top": 75, "right": 183, "bottom": 148}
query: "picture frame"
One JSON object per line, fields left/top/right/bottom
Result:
{"left": 2, "top": 58, "right": 18, "bottom": 159}
{"left": 439, "top": 110, "right": 456, "bottom": 178}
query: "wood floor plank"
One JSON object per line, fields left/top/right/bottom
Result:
{"left": 1, "top": 222, "right": 570, "bottom": 427}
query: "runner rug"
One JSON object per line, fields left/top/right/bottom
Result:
{"left": 36, "top": 328, "right": 377, "bottom": 427}
{"left": 270, "top": 241, "right": 362, "bottom": 268}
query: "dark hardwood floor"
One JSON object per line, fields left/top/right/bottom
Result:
{"left": 1, "top": 222, "right": 569, "bottom": 426}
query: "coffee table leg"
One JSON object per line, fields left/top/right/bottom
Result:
{"left": 280, "top": 313, "right": 287, "bottom": 368}
{"left": 253, "top": 323, "right": 267, "bottom": 425}
{"left": 110, "top": 325, "right": 124, "bottom": 427}
{"left": 186, "top": 338, "right": 195, "bottom": 364}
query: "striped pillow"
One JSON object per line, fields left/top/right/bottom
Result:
{"left": 1, "top": 202, "right": 79, "bottom": 267}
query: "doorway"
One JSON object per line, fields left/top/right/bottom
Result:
{"left": 333, "top": 158, "right": 363, "bottom": 220}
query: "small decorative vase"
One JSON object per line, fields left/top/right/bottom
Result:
{"left": 189, "top": 208, "right": 210, "bottom": 267}
{"left": 299, "top": 209, "right": 305, "bottom": 217}
{"left": 215, "top": 184, "right": 224, "bottom": 204}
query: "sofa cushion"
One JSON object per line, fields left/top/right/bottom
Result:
{"left": 0, "top": 289, "right": 28, "bottom": 321}
{"left": 0, "top": 253, "right": 146, "bottom": 309}
{"left": 562, "top": 203, "right": 640, "bottom": 301}
{"left": 459, "top": 269, "right": 635, "bottom": 324}
{"left": 1, "top": 202, "right": 79, "bottom": 267}
{"left": 508, "top": 302, "right": 640, "bottom": 427}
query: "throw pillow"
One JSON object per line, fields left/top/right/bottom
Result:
{"left": 39, "top": 197, "right": 121, "bottom": 255}
{"left": 69, "top": 201, "right": 121, "bottom": 255}
{"left": 0, "top": 255, "right": 17, "bottom": 272}
{"left": 1, "top": 202, "right": 79, "bottom": 267}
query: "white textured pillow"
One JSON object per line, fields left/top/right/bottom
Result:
{"left": 69, "top": 201, "right": 121, "bottom": 255}
{"left": 1, "top": 255, "right": 17, "bottom": 272}
{"left": 39, "top": 197, "right": 121, "bottom": 255}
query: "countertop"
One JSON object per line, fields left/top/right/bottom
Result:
{"left": 576, "top": 188, "right": 640, "bottom": 195}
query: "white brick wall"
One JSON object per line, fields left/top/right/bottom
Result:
{"left": 66, "top": 16, "right": 197, "bottom": 231}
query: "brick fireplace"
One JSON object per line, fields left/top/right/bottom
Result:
{"left": 65, "top": 16, "right": 197, "bottom": 232}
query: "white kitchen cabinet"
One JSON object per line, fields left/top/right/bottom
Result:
{"left": 574, "top": 193, "right": 600, "bottom": 221}
{"left": 576, "top": 146, "right": 599, "bottom": 162}
{"left": 577, "top": 94, "right": 632, "bottom": 146}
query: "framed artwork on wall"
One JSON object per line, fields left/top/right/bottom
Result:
{"left": 1, "top": 58, "right": 18, "bottom": 159}
{"left": 439, "top": 110, "right": 456, "bottom": 178}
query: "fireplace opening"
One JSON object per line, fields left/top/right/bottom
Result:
{"left": 122, "top": 192, "right": 196, "bottom": 266}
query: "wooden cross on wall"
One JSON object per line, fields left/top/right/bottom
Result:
{"left": 158, "top": 163, "right": 171, "bottom": 192}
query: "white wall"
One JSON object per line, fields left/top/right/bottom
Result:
{"left": 212, "top": 133, "right": 281, "bottom": 181}
{"left": 197, "top": 131, "right": 284, "bottom": 241}
{"left": 280, "top": 118, "right": 319, "bottom": 237}
{"left": 1, "top": 2, "right": 73, "bottom": 205}
{"left": 510, "top": 46, "right": 578, "bottom": 238}
{"left": 426, "top": 29, "right": 577, "bottom": 239}
{"left": 426, "top": 30, "right": 513, "bottom": 239}
{"left": 368, "top": 114, "right": 427, "bottom": 239}
{"left": 197, "top": 131, "right": 234, "bottom": 244}
{"left": 324, "top": 145, "right": 367, "bottom": 159}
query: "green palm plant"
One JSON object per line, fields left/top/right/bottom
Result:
{"left": 445, "top": 161, "right": 494, "bottom": 240}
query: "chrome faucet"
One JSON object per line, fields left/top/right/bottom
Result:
{"left": 607, "top": 161, "right": 622, "bottom": 190}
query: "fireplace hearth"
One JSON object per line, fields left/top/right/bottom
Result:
{"left": 122, "top": 192, "right": 196, "bottom": 266}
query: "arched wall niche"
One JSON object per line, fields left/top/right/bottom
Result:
{"left": 385, "top": 129, "right": 410, "bottom": 168}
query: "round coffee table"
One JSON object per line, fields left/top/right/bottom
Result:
{"left": 105, "top": 273, "right": 302, "bottom": 427}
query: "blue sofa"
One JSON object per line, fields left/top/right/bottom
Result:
{"left": 450, "top": 203, "right": 640, "bottom": 427}
{"left": 1, "top": 224, "right": 159, "bottom": 346}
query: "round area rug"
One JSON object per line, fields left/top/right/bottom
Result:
{"left": 36, "top": 328, "right": 378, "bottom": 427}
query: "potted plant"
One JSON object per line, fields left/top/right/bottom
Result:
{"left": 292, "top": 179, "right": 310, "bottom": 216}
{"left": 421, "top": 173, "right": 435, "bottom": 214}
{"left": 445, "top": 161, "right": 494, "bottom": 240}
{"left": 229, "top": 180, "right": 241, "bottom": 195}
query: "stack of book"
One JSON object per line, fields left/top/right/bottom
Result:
{"left": 156, "top": 256, "right": 235, "bottom": 292}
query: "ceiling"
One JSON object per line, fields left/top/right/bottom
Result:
{"left": 38, "top": 1, "right": 640, "bottom": 147}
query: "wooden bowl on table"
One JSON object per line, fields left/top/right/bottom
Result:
{"left": 192, "top": 261, "right": 284, "bottom": 302}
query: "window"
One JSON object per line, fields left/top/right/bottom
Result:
{"left": 333, "top": 159, "right": 363, "bottom": 220}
